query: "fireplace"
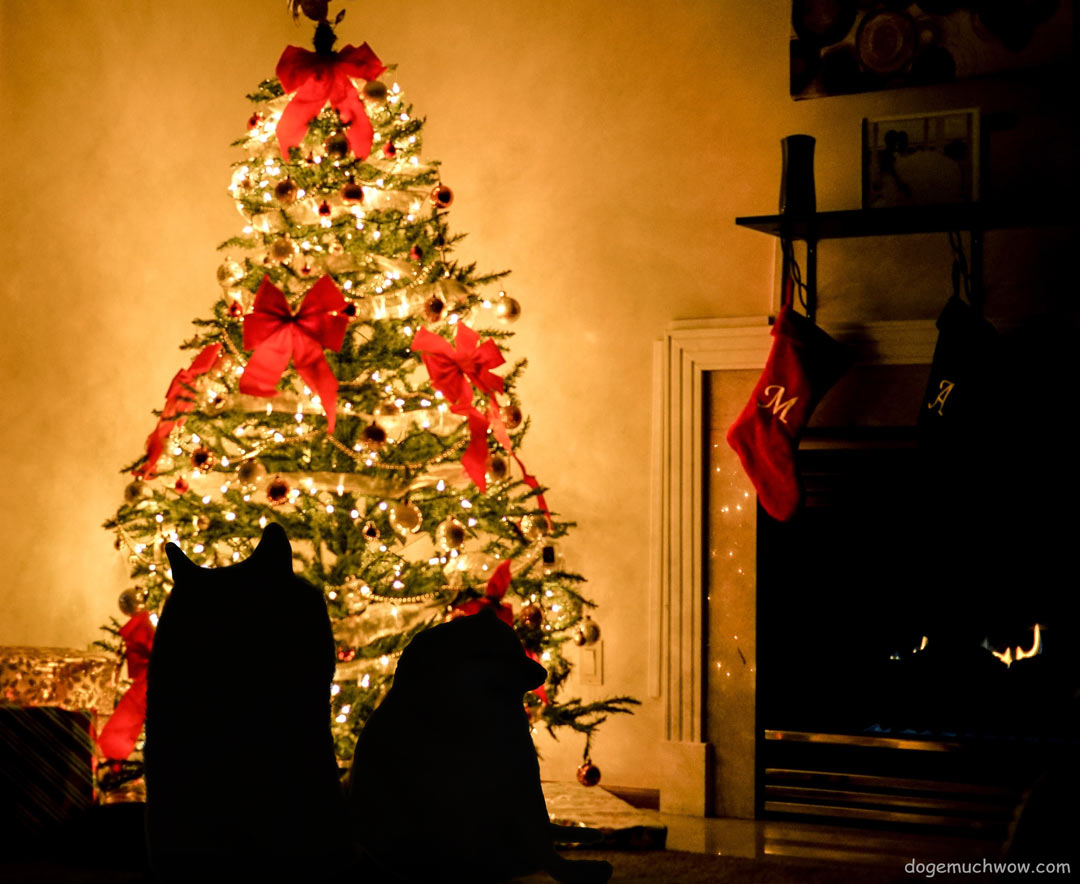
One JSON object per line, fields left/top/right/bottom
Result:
{"left": 654, "top": 317, "right": 1078, "bottom": 831}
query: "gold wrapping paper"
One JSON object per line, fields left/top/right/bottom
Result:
{"left": 0, "top": 646, "right": 119, "bottom": 713}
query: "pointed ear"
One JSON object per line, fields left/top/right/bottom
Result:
{"left": 254, "top": 522, "right": 293, "bottom": 573}
{"left": 165, "top": 542, "right": 199, "bottom": 584}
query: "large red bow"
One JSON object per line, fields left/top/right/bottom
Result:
{"left": 97, "top": 611, "right": 155, "bottom": 761}
{"left": 135, "top": 343, "right": 222, "bottom": 478}
{"left": 275, "top": 43, "right": 386, "bottom": 160}
{"left": 412, "top": 324, "right": 505, "bottom": 490}
{"left": 240, "top": 275, "right": 350, "bottom": 433}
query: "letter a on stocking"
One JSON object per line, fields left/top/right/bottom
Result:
{"left": 727, "top": 306, "right": 851, "bottom": 521}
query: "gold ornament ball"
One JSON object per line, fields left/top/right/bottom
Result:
{"left": 195, "top": 514, "right": 211, "bottom": 532}
{"left": 374, "top": 401, "right": 402, "bottom": 419}
{"left": 237, "top": 460, "right": 268, "bottom": 486}
{"left": 501, "top": 403, "right": 523, "bottom": 430}
{"left": 435, "top": 517, "right": 467, "bottom": 552}
{"left": 117, "top": 589, "right": 145, "bottom": 617}
{"left": 123, "top": 480, "right": 151, "bottom": 505}
{"left": 361, "top": 423, "right": 388, "bottom": 452}
{"left": 518, "top": 603, "right": 543, "bottom": 630}
{"left": 495, "top": 296, "right": 522, "bottom": 323}
{"left": 485, "top": 454, "right": 509, "bottom": 485}
{"left": 363, "top": 80, "right": 388, "bottom": 102}
{"left": 579, "top": 618, "right": 601, "bottom": 645}
{"left": 422, "top": 295, "right": 445, "bottom": 323}
{"left": 576, "top": 760, "right": 601, "bottom": 788}
{"left": 362, "top": 520, "right": 381, "bottom": 542}
{"left": 191, "top": 447, "right": 215, "bottom": 472}
{"left": 342, "top": 180, "right": 365, "bottom": 203}
{"left": 520, "top": 514, "right": 549, "bottom": 542}
{"left": 325, "top": 133, "right": 350, "bottom": 159}
{"left": 270, "top": 238, "right": 297, "bottom": 263}
{"left": 274, "top": 178, "right": 298, "bottom": 205}
{"left": 390, "top": 501, "right": 423, "bottom": 536}
{"left": 216, "top": 260, "right": 244, "bottom": 288}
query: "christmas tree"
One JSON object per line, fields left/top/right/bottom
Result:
{"left": 97, "top": 8, "right": 635, "bottom": 782}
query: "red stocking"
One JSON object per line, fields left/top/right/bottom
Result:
{"left": 726, "top": 305, "right": 850, "bottom": 521}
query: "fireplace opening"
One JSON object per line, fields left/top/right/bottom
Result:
{"left": 755, "top": 434, "right": 1078, "bottom": 835}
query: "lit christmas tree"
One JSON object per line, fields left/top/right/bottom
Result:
{"left": 96, "top": 8, "right": 635, "bottom": 784}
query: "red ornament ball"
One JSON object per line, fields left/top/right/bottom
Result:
{"left": 246, "top": 112, "right": 261, "bottom": 130}
{"left": 576, "top": 761, "right": 601, "bottom": 787}
{"left": 409, "top": 245, "right": 423, "bottom": 262}
{"left": 267, "top": 477, "right": 290, "bottom": 505}
{"left": 173, "top": 477, "right": 190, "bottom": 494}
{"left": 518, "top": 604, "right": 543, "bottom": 630}
{"left": 337, "top": 647, "right": 356, "bottom": 662}
{"left": 318, "top": 200, "right": 332, "bottom": 217}
{"left": 382, "top": 140, "right": 397, "bottom": 158}
{"left": 191, "top": 447, "right": 215, "bottom": 472}
{"left": 422, "top": 296, "right": 445, "bottom": 323}
{"left": 430, "top": 185, "right": 454, "bottom": 209}
{"left": 227, "top": 300, "right": 243, "bottom": 317}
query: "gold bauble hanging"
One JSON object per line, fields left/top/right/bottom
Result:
{"left": 361, "top": 520, "right": 381, "bottom": 542}
{"left": 123, "top": 480, "right": 151, "bottom": 505}
{"left": 520, "top": 514, "right": 549, "bottom": 542}
{"left": 270, "top": 238, "right": 297, "bottom": 263}
{"left": 495, "top": 295, "right": 522, "bottom": 323}
{"left": 274, "top": 178, "right": 298, "bottom": 205}
{"left": 360, "top": 423, "right": 388, "bottom": 452}
{"left": 363, "top": 80, "right": 388, "bottom": 102}
{"left": 389, "top": 501, "right": 423, "bottom": 536}
{"left": 434, "top": 517, "right": 467, "bottom": 552}
{"left": 325, "top": 132, "right": 350, "bottom": 160}
{"left": 430, "top": 184, "right": 454, "bottom": 208}
{"left": 501, "top": 403, "right": 523, "bottom": 430}
{"left": 117, "top": 588, "right": 146, "bottom": 617}
{"left": 485, "top": 454, "right": 509, "bottom": 485}
{"left": 267, "top": 476, "right": 290, "bottom": 506}
{"left": 518, "top": 603, "right": 543, "bottom": 630}
{"left": 216, "top": 260, "right": 244, "bottom": 288}
{"left": 237, "top": 460, "right": 268, "bottom": 487}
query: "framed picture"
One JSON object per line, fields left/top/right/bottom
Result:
{"left": 790, "top": 1, "right": 1073, "bottom": 99}
{"left": 862, "top": 108, "right": 979, "bottom": 209}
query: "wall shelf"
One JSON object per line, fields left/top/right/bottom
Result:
{"left": 734, "top": 203, "right": 1067, "bottom": 241}
{"left": 734, "top": 203, "right": 1069, "bottom": 319}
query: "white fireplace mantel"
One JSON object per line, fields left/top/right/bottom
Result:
{"left": 651, "top": 317, "right": 938, "bottom": 816}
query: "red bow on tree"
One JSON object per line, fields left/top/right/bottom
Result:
{"left": 240, "top": 275, "right": 351, "bottom": 433}
{"left": 97, "top": 610, "right": 155, "bottom": 761}
{"left": 135, "top": 343, "right": 223, "bottom": 478}
{"left": 449, "top": 561, "right": 549, "bottom": 704}
{"left": 275, "top": 43, "right": 386, "bottom": 160}
{"left": 412, "top": 324, "right": 506, "bottom": 491}
{"left": 451, "top": 559, "right": 514, "bottom": 626}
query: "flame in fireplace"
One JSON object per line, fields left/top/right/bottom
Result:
{"left": 985, "top": 624, "right": 1042, "bottom": 668}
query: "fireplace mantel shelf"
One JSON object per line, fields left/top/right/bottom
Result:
{"left": 734, "top": 203, "right": 1069, "bottom": 241}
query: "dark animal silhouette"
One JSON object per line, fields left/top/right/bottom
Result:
{"left": 146, "top": 523, "right": 350, "bottom": 882}
{"left": 348, "top": 607, "right": 612, "bottom": 884}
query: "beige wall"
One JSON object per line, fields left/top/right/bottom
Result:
{"left": 1, "top": 1, "right": 1071, "bottom": 789}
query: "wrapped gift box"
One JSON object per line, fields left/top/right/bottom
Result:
{"left": 0, "top": 647, "right": 121, "bottom": 851}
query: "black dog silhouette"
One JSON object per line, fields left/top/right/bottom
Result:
{"left": 347, "top": 608, "right": 612, "bottom": 884}
{"left": 146, "top": 523, "right": 349, "bottom": 882}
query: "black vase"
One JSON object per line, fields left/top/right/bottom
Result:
{"left": 780, "top": 134, "right": 816, "bottom": 216}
